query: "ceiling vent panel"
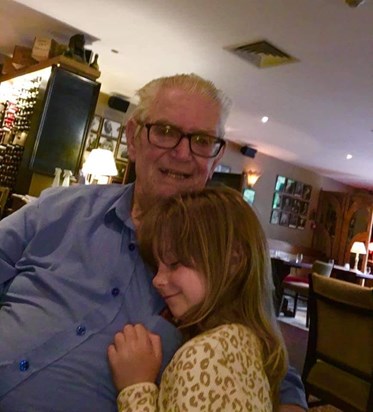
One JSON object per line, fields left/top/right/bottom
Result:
{"left": 226, "top": 40, "right": 297, "bottom": 68}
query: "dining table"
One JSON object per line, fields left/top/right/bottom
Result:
{"left": 332, "top": 264, "right": 373, "bottom": 286}
{"left": 271, "top": 254, "right": 373, "bottom": 316}
{"left": 272, "top": 255, "right": 373, "bottom": 293}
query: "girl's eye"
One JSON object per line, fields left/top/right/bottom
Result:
{"left": 167, "top": 261, "right": 180, "bottom": 269}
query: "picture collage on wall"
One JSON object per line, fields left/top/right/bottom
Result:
{"left": 83, "top": 114, "right": 128, "bottom": 182}
{"left": 270, "top": 175, "right": 312, "bottom": 230}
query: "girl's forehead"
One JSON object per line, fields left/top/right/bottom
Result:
{"left": 154, "top": 242, "right": 176, "bottom": 259}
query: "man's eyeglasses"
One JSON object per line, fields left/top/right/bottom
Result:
{"left": 142, "top": 123, "right": 225, "bottom": 158}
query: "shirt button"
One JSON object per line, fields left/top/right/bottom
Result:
{"left": 19, "top": 359, "right": 29, "bottom": 372}
{"left": 111, "top": 287, "right": 120, "bottom": 296}
{"left": 128, "top": 243, "right": 135, "bottom": 251}
{"left": 76, "top": 325, "right": 86, "bottom": 336}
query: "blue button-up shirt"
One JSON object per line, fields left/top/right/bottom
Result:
{"left": 0, "top": 183, "right": 182, "bottom": 411}
{"left": 0, "top": 183, "right": 307, "bottom": 411}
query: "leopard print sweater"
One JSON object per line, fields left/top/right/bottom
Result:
{"left": 117, "top": 323, "right": 272, "bottom": 411}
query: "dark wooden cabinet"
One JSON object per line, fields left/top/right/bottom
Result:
{"left": 0, "top": 57, "right": 100, "bottom": 195}
{"left": 312, "top": 190, "right": 373, "bottom": 269}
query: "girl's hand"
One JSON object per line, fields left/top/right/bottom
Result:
{"left": 107, "top": 324, "right": 162, "bottom": 391}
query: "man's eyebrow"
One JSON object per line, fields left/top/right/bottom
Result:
{"left": 151, "top": 119, "right": 217, "bottom": 136}
{"left": 150, "top": 118, "right": 173, "bottom": 125}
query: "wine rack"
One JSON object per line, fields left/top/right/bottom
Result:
{"left": 0, "top": 73, "right": 43, "bottom": 211}
{"left": 0, "top": 57, "right": 100, "bottom": 196}
{"left": 0, "top": 143, "right": 24, "bottom": 188}
{"left": 0, "top": 74, "right": 42, "bottom": 145}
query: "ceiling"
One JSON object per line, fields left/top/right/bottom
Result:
{"left": 2, "top": 0, "right": 373, "bottom": 189}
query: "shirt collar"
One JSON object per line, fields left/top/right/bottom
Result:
{"left": 105, "top": 183, "right": 136, "bottom": 232}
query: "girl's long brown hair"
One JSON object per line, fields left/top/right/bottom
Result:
{"left": 138, "top": 186, "right": 288, "bottom": 404}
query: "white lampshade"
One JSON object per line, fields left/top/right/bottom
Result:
{"left": 82, "top": 148, "right": 118, "bottom": 177}
{"left": 350, "top": 241, "right": 367, "bottom": 255}
{"left": 350, "top": 241, "right": 366, "bottom": 271}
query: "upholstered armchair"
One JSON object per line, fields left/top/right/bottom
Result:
{"left": 303, "top": 273, "right": 373, "bottom": 411}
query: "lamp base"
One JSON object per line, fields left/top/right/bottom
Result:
{"left": 86, "top": 174, "right": 110, "bottom": 185}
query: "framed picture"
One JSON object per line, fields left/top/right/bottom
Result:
{"left": 214, "top": 164, "right": 231, "bottom": 173}
{"left": 303, "top": 184, "right": 312, "bottom": 201}
{"left": 84, "top": 131, "right": 100, "bottom": 152}
{"left": 270, "top": 209, "right": 281, "bottom": 225}
{"left": 101, "top": 118, "right": 121, "bottom": 139}
{"left": 289, "top": 214, "right": 298, "bottom": 229}
{"left": 120, "top": 128, "right": 127, "bottom": 144}
{"left": 300, "top": 201, "right": 309, "bottom": 216}
{"left": 298, "top": 217, "right": 306, "bottom": 230}
{"left": 279, "top": 212, "right": 290, "bottom": 226}
{"left": 116, "top": 143, "right": 128, "bottom": 161}
{"left": 115, "top": 161, "right": 127, "bottom": 181}
{"left": 291, "top": 199, "right": 301, "bottom": 214}
{"left": 243, "top": 188, "right": 255, "bottom": 205}
{"left": 272, "top": 192, "right": 281, "bottom": 209}
{"left": 281, "top": 196, "right": 292, "bottom": 211}
{"left": 98, "top": 136, "right": 116, "bottom": 153}
{"left": 294, "top": 181, "right": 304, "bottom": 197}
{"left": 284, "top": 178, "right": 295, "bottom": 194}
{"left": 275, "top": 175, "right": 286, "bottom": 192}
{"left": 90, "top": 114, "right": 101, "bottom": 133}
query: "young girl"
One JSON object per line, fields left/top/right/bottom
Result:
{"left": 108, "top": 186, "right": 288, "bottom": 411}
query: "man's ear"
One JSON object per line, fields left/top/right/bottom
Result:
{"left": 208, "top": 144, "right": 226, "bottom": 180}
{"left": 126, "top": 118, "right": 138, "bottom": 162}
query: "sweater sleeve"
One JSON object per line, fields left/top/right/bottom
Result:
{"left": 117, "top": 382, "right": 159, "bottom": 412}
{"left": 158, "top": 324, "right": 272, "bottom": 411}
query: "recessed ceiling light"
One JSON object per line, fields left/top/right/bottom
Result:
{"left": 346, "top": 154, "right": 353, "bottom": 160}
{"left": 261, "top": 116, "right": 269, "bottom": 123}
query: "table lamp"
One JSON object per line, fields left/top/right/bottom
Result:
{"left": 350, "top": 241, "right": 366, "bottom": 271}
{"left": 82, "top": 148, "right": 118, "bottom": 184}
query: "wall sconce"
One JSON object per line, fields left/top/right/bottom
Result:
{"left": 350, "top": 241, "right": 367, "bottom": 271}
{"left": 82, "top": 148, "right": 118, "bottom": 184}
{"left": 345, "top": 0, "right": 366, "bottom": 7}
{"left": 245, "top": 170, "right": 261, "bottom": 187}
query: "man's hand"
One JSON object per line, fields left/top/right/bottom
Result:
{"left": 279, "top": 405, "right": 307, "bottom": 412}
{"left": 107, "top": 324, "right": 162, "bottom": 391}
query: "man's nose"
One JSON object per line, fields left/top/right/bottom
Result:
{"left": 171, "top": 136, "right": 192, "bottom": 160}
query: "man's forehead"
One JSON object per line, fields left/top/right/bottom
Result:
{"left": 153, "top": 86, "right": 216, "bottom": 104}
{"left": 148, "top": 87, "right": 221, "bottom": 131}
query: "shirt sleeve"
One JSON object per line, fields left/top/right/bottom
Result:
{"left": 279, "top": 365, "right": 308, "bottom": 410}
{"left": 159, "top": 328, "right": 272, "bottom": 411}
{"left": 0, "top": 200, "right": 39, "bottom": 293}
{"left": 117, "top": 382, "right": 159, "bottom": 412}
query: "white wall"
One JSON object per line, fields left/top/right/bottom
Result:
{"left": 220, "top": 142, "right": 353, "bottom": 247}
{"left": 94, "top": 96, "right": 354, "bottom": 249}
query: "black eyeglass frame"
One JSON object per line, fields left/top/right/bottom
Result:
{"left": 141, "top": 122, "right": 226, "bottom": 158}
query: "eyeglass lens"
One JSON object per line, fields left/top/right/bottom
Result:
{"left": 147, "top": 124, "right": 223, "bottom": 157}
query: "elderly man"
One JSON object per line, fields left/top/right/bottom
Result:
{"left": 0, "top": 74, "right": 307, "bottom": 411}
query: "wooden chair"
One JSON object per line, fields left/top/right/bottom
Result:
{"left": 271, "top": 257, "right": 292, "bottom": 316}
{"left": 303, "top": 273, "right": 373, "bottom": 412}
{"left": 280, "top": 260, "right": 333, "bottom": 326}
